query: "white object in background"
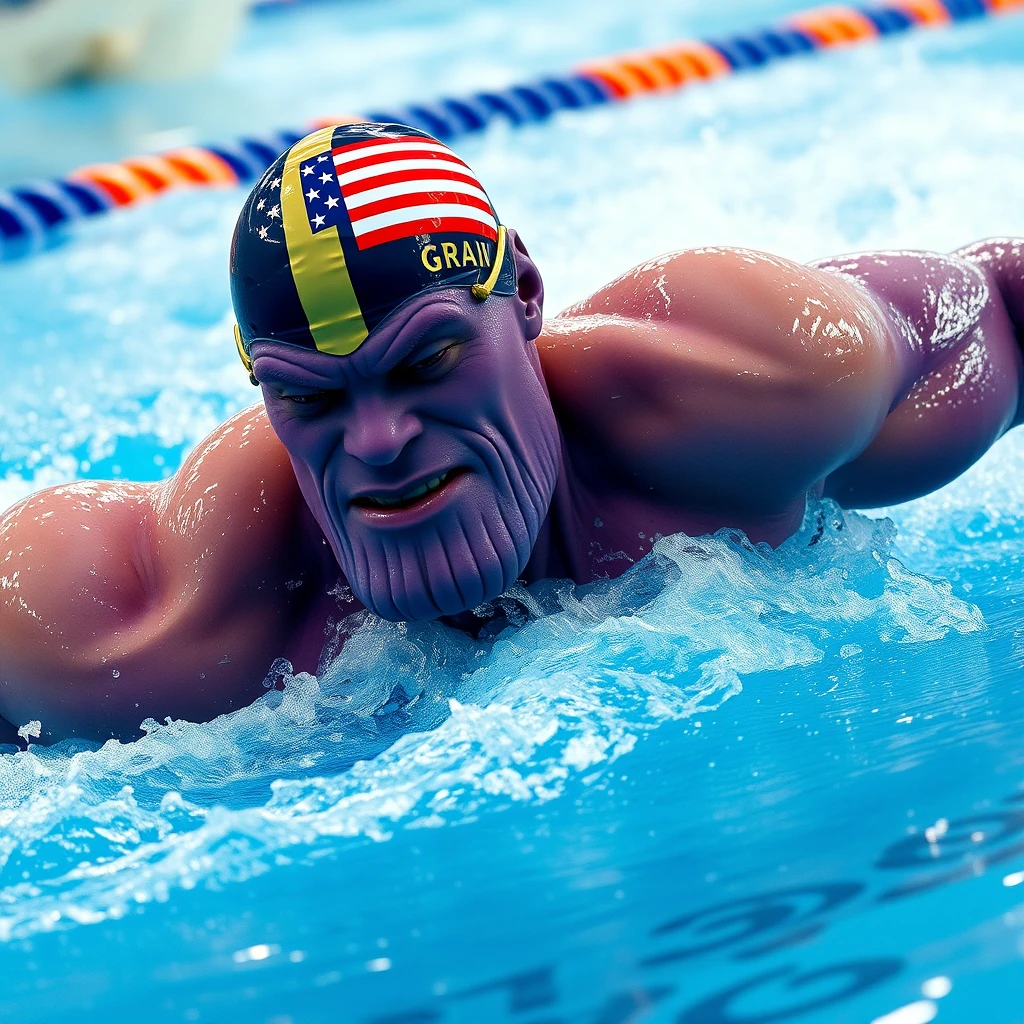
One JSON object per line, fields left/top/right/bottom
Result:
{"left": 0, "top": 0, "right": 251, "bottom": 91}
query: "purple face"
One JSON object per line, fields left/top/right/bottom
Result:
{"left": 252, "top": 286, "right": 560, "bottom": 621}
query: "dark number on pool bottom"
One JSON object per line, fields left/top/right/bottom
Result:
{"left": 368, "top": 787, "right": 1024, "bottom": 1023}
{"left": 371, "top": 957, "right": 904, "bottom": 1024}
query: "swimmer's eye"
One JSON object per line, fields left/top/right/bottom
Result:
{"left": 397, "top": 342, "right": 462, "bottom": 383}
{"left": 277, "top": 390, "right": 333, "bottom": 407}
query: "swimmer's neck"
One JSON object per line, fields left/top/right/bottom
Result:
{"left": 522, "top": 431, "right": 810, "bottom": 586}
{"left": 522, "top": 432, "right": 612, "bottom": 586}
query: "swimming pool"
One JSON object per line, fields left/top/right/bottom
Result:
{"left": 3, "top": 1, "right": 1024, "bottom": 1021}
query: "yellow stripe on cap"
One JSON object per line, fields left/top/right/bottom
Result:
{"left": 281, "top": 126, "right": 368, "bottom": 356}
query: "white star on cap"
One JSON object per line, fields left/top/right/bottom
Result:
{"left": 312, "top": 214, "right": 326, "bottom": 228}
{"left": 270, "top": 177, "right": 282, "bottom": 188}
{"left": 268, "top": 204, "right": 280, "bottom": 219}
{"left": 256, "top": 198, "right": 265, "bottom": 210}
{"left": 258, "top": 225, "right": 269, "bottom": 240}
{"left": 317, "top": 153, "right": 329, "bottom": 162}
{"left": 302, "top": 164, "right": 314, "bottom": 176}
{"left": 325, "top": 196, "right": 339, "bottom": 209}
{"left": 305, "top": 188, "right": 320, "bottom": 201}
{"left": 320, "top": 172, "right": 332, "bottom": 184}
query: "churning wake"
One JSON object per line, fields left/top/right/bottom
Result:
{"left": 0, "top": 500, "right": 982, "bottom": 942}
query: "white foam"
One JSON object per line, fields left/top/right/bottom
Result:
{"left": 0, "top": 501, "right": 982, "bottom": 940}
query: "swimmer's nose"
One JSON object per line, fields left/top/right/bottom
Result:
{"left": 342, "top": 396, "right": 423, "bottom": 466}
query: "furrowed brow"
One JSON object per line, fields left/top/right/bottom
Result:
{"left": 371, "top": 305, "right": 470, "bottom": 375}
{"left": 250, "top": 360, "right": 341, "bottom": 390}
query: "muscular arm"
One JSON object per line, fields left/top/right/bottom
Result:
{"left": 0, "top": 406, "right": 340, "bottom": 742}
{"left": 541, "top": 241, "right": 1023, "bottom": 520}
{"left": 542, "top": 246, "right": 904, "bottom": 518}
{"left": 817, "top": 239, "right": 1023, "bottom": 506}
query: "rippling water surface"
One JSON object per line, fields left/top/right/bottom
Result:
{"left": 2, "top": 1, "right": 1024, "bottom": 1021}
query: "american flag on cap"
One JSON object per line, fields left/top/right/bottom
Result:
{"left": 296, "top": 133, "right": 500, "bottom": 250}
{"left": 331, "top": 136, "right": 498, "bottom": 249}
{"left": 231, "top": 122, "right": 517, "bottom": 361}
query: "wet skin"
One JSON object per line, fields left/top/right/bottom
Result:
{"left": 1, "top": 237, "right": 1022, "bottom": 741}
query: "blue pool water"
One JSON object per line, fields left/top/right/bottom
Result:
{"left": 3, "top": 2, "right": 1024, "bottom": 1022}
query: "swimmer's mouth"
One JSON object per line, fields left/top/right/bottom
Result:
{"left": 351, "top": 468, "right": 465, "bottom": 511}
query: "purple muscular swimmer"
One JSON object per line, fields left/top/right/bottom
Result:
{"left": 1, "top": 122, "right": 1022, "bottom": 741}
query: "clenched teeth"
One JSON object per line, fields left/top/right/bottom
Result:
{"left": 362, "top": 469, "right": 456, "bottom": 509}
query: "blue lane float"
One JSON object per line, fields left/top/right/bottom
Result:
{"left": 1, "top": 0, "right": 1022, "bottom": 260}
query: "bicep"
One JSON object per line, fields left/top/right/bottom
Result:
{"left": 547, "top": 247, "right": 903, "bottom": 513}
{"left": 818, "top": 249, "right": 1023, "bottom": 507}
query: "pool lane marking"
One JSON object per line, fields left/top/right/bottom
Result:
{"left": 2, "top": 0, "right": 1024, "bottom": 260}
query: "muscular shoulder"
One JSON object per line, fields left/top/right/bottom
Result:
{"left": 1, "top": 477, "right": 155, "bottom": 664}
{"left": 152, "top": 404, "right": 305, "bottom": 561}
{"left": 538, "top": 247, "right": 902, "bottom": 511}
{"left": 0, "top": 405, "right": 325, "bottom": 739}
{"left": 0, "top": 405, "right": 300, "bottom": 616}
{"left": 543, "top": 246, "right": 896, "bottom": 394}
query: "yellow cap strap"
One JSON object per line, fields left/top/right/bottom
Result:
{"left": 471, "top": 225, "right": 508, "bottom": 302}
{"left": 234, "top": 323, "right": 259, "bottom": 386}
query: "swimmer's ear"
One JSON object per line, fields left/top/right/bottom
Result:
{"left": 508, "top": 228, "right": 544, "bottom": 342}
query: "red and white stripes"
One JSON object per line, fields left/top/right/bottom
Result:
{"left": 332, "top": 136, "right": 498, "bottom": 249}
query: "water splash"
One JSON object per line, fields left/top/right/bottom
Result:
{"left": 0, "top": 501, "right": 981, "bottom": 942}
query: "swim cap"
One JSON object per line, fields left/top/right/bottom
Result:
{"left": 230, "top": 122, "right": 517, "bottom": 371}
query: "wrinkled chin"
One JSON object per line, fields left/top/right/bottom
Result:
{"left": 343, "top": 497, "right": 528, "bottom": 621}
{"left": 331, "top": 433, "right": 558, "bottom": 621}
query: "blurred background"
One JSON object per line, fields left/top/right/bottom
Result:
{"left": 1, "top": 0, "right": 871, "bottom": 185}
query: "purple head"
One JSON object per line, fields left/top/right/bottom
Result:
{"left": 230, "top": 123, "right": 561, "bottom": 619}
{"left": 251, "top": 233, "right": 560, "bottom": 620}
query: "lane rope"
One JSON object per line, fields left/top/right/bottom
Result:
{"left": 1, "top": 0, "right": 1021, "bottom": 260}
